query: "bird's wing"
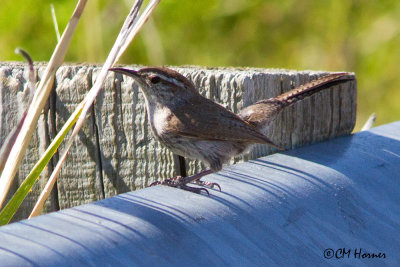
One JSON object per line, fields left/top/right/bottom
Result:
{"left": 166, "top": 96, "right": 281, "bottom": 149}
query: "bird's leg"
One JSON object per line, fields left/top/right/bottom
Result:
{"left": 181, "top": 169, "right": 213, "bottom": 183}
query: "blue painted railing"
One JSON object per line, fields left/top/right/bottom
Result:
{"left": 1, "top": 122, "right": 399, "bottom": 266}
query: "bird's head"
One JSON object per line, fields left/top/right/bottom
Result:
{"left": 109, "top": 67, "right": 197, "bottom": 105}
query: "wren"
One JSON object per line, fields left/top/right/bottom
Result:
{"left": 109, "top": 67, "right": 353, "bottom": 194}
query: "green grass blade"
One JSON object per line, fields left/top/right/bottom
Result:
{"left": 0, "top": 107, "right": 82, "bottom": 226}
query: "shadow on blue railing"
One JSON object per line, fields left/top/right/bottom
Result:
{"left": 1, "top": 122, "right": 399, "bottom": 266}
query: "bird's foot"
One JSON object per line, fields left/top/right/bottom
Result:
{"left": 149, "top": 176, "right": 210, "bottom": 195}
{"left": 183, "top": 169, "right": 221, "bottom": 192}
{"left": 149, "top": 176, "right": 183, "bottom": 187}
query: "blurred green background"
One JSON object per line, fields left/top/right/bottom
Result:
{"left": 1, "top": 0, "right": 399, "bottom": 130}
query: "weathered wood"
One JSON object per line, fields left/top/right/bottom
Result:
{"left": 0, "top": 62, "right": 56, "bottom": 220}
{"left": 54, "top": 65, "right": 103, "bottom": 209}
{"left": 1, "top": 122, "right": 398, "bottom": 266}
{"left": 0, "top": 63, "right": 356, "bottom": 220}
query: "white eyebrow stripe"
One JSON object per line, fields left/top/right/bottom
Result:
{"left": 157, "top": 74, "right": 186, "bottom": 88}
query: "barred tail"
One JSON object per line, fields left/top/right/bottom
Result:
{"left": 258, "top": 73, "right": 354, "bottom": 108}
{"left": 239, "top": 72, "right": 355, "bottom": 130}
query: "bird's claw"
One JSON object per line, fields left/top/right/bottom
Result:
{"left": 193, "top": 180, "right": 221, "bottom": 191}
{"left": 149, "top": 176, "right": 215, "bottom": 195}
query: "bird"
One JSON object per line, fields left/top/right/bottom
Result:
{"left": 109, "top": 67, "right": 354, "bottom": 194}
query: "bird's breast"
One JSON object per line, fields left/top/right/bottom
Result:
{"left": 148, "top": 105, "right": 172, "bottom": 138}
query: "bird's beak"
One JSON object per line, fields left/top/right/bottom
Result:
{"left": 109, "top": 67, "right": 148, "bottom": 88}
{"left": 109, "top": 67, "right": 141, "bottom": 80}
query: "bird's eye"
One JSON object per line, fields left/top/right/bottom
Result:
{"left": 150, "top": 75, "right": 161, "bottom": 84}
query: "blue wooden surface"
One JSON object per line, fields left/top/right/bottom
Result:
{"left": 1, "top": 122, "right": 399, "bottom": 266}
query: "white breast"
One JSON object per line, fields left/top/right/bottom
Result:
{"left": 153, "top": 107, "right": 170, "bottom": 135}
{"left": 146, "top": 101, "right": 170, "bottom": 137}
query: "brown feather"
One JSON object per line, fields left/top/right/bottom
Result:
{"left": 165, "top": 93, "right": 281, "bottom": 148}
